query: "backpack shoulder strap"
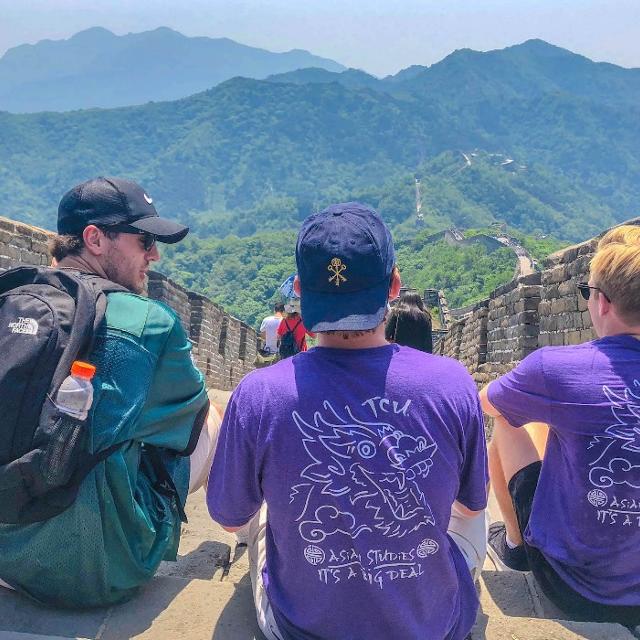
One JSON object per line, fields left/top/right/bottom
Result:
{"left": 69, "top": 272, "right": 129, "bottom": 355}
{"left": 292, "top": 319, "right": 304, "bottom": 349}
{"left": 284, "top": 318, "right": 301, "bottom": 333}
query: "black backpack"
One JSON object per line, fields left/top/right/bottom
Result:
{"left": 278, "top": 318, "right": 302, "bottom": 359}
{"left": 0, "top": 266, "right": 127, "bottom": 524}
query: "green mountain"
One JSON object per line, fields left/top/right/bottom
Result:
{"left": 0, "top": 27, "right": 345, "bottom": 112}
{"left": 266, "top": 67, "right": 382, "bottom": 91}
{"left": 1, "top": 38, "right": 639, "bottom": 324}
{"left": 1, "top": 39, "right": 637, "bottom": 241}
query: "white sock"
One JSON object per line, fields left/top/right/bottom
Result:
{"left": 505, "top": 534, "right": 520, "bottom": 549}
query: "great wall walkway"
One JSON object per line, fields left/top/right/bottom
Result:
{"left": 1, "top": 388, "right": 638, "bottom": 640}
{"left": 2, "top": 217, "right": 640, "bottom": 639}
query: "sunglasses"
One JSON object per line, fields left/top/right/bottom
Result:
{"left": 99, "top": 224, "right": 157, "bottom": 251}
{"left": 577, "top": 282, "right": 610, "bottom": 302}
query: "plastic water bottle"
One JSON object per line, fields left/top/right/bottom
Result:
{"left": 55, "top": 360, "right": 96, "bottom": 421}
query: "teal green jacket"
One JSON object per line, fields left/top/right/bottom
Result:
{"left": 0, "top": 292, "right": 209, "bottom": 607}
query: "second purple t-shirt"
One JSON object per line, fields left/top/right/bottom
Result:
{"left": 489, "top": 335, "right": 640, "bottom": 606}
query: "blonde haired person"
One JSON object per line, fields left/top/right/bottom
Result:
{"left": 480, "top": 224, "right": 640, "bottom": 625}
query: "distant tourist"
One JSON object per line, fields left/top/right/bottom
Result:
{"left": 0, "top": 177, "right": 220, "bottom": 607}
{"left": 207, "top": 202, "right": 488, "bottom": 640}
{"left": 259, "top": 301, "right": 285, "bottom": 355}
{"left": 386, "top": 290, "right": 433, "bottom": 353}
{"left": 277, "top": 299, "right": 315, "bottom": 357}
{"left": 481, "top": 224, "right": 640, "bottom": 625}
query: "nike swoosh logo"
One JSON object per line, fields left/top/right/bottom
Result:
{"left": 144, "top": 193, "right": 153, "bottom": 204}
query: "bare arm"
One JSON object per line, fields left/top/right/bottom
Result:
{"left": 479, "top": 383, "right": 501, "bottom": 418}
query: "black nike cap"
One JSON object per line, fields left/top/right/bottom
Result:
{"left": 57, "top": 176, "right": 188, "bottom": 243}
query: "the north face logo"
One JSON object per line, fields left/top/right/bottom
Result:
{"left": 8, "top": 317, "right": 39, "bottom": 335}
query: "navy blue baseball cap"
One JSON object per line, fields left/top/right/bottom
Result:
{"left": 295, "top": 202, "right": 396, "bottom": 332}
{"left": 57, "top": 177, "right": 188, "bottom": 243}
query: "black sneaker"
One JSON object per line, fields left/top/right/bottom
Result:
{"left": 487, "top": 521, "right": 530, "bottom": 571}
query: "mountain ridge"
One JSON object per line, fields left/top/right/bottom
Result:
{"left": 0, "top": 39, "right": 637, "bottom": 245}
{"left": 0, "top": 27, "right": 346, "bottom": 112}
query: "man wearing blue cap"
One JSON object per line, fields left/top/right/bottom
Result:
{"left": 208, "top": 202, "right": 488, "bottom": 639}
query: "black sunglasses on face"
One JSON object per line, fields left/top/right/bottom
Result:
{"left": 99, "top": 225, "right": 157, "bottom": 251}
{"left": 577, "top": 282, "right": 610, "bottom": 302}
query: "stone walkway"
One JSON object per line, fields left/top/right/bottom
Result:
{"left": 1, "top": 390, "right": 638, "bottom": 639}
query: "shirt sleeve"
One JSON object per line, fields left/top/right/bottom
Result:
{"left": 487, "top": 349, "right": 552, "bottom": 428}
{"left": 277, "top": 319, "right": 286, "bottom": 336}
{"left": 456, "top": 393, "right": 489, "bottom": 511}
{"left": 259, "top": 318, "right": 268, "bottom": 333}
{"left": 207, "top": 383, "right": 263, "bottom": 527}
{"left": 135, "top": 313, "right": 209, "bottom": 453}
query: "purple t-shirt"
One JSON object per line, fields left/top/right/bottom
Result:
{"left": 488, "top": 335, "right": 640, "bottom": 605}
{"left": 208, "top": 345, "right": 487, "bottom": 640}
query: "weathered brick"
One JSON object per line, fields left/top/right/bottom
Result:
{"left": 0, "top": 245, "right": 20, "bottom": 260}
{"left": 542, "top": 264, "right": 569, "bottom": 285}
{"left": 0, "top": 216, "right": 257, "bottom": 390}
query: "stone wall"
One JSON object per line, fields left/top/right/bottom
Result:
{"left": 538, "top": 240, "right": 596, "bottom": 347}
{"left": 485, "top": 272, "right": 541, "bottom": 364}
{"left": 0, "top": 218, "right": 50, "bottom": 271}
{"left": 441, "top": 217, "right": 640, "bottom": 392}
{"left": 0, "top": 216, "right": 256, "bottom": 390}
{"left": 147, "top": 272, "right": 192, "bottom": 336}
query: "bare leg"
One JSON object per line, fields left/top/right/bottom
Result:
{"left": 488, "top": 437, "right": 522, "bottom": 545}
{"left": 489, "top": 417, "right": 549, "bottom": 545}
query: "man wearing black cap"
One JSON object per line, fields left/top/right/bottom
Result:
{"left": 207, "top": 202, "right": 488, "bottom": 640}
{"left": 53, "top": 176, "right": 188, "bottom": 292}
{"left": 0, "top": 177, "right": 218, "bottom": 608}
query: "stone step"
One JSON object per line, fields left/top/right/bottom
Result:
{"left": 0, "top": 633, "right": 90, "bottom": 640}
{"left": 471, "top": 615, "right": 637, "bottom": 640}
{"left": 475, "top": 569, "right": 636, "bottom": 640}
{"left": 1, "top": 541, "right": 635, "bottom": 640}
{"left": 0, "top": 574, "right": 262, "bottom": 640}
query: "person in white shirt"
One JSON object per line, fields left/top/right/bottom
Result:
{"left": 260, "top": 302, "right": 285, "bottom": 354}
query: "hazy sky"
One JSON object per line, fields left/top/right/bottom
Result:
{"left": 1, "top": 0, "right": 638, "bottom": 76}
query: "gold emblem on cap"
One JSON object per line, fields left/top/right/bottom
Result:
{"left": 328, "top": 257, "right": 347, "bottom": 287}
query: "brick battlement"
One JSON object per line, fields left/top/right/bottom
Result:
{"left": 439, "top": 217, "right": 640, "bottom": 395}
{"left": 0, "top": 216, "right": 256, "bottom": 390}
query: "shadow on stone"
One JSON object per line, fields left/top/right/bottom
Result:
{"left": 481, "top": 570, "right": 538, "bottom": 618}
{"left": 212, "top": 573, "right": 264, "bottom": 640}
{"left": 100, "top": 576, "right": 191, "bottom": 639}
{"left": 0, "top": 586, "right": 109, "bottom": 638}
{"left": 232, "top": 542, "right": 248, "bottom": 563}
{"left": 157, "top": 540, "right": 231, "bottom": 580}
{"left": 470, "top": 603, "right": 490, "bottom": 639}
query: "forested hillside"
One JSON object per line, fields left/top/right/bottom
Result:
{"left": 1, "top": 39, "right": 637, "bottom": 242}
{"left": 159, "top": 231, "right": 520, "bottom": 327}
{"left": 2, "top": 39, "right": 637, "bottom": 324}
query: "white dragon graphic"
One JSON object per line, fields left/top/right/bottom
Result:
{"left": 290, "top": 401, "right": 437, "bottom": 542}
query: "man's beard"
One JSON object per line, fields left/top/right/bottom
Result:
{"left": 103, "top": 252, "right": 144, "bottom": 294}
